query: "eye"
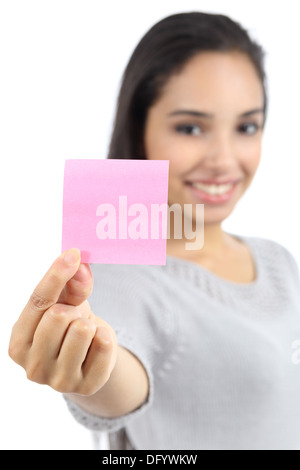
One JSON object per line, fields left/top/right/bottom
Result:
{"left": 175, "top": 124, "right": 203, "bottom": 136}
{"left": 238, "top": 122, "right": 260, "bottom": 136}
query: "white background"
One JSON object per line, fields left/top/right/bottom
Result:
{"left": 1, "top": 0, "right": 300, "bottom": 450}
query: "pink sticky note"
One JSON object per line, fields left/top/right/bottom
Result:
{"left": 62, "top": 159, "right": 169, "bottom": 265}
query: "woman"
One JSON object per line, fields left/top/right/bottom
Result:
{"left": 9, "top": 12, "right": 300, "bottom": 450}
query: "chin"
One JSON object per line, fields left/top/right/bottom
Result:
{"left": 202, "top": 206, "right": 236, "bottom": 226}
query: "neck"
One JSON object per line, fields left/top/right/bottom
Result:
{"left": 166, "top": 221, "right": 228, "bottom": 260}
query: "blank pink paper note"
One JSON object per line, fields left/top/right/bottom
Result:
{"left": 62, "top": 159, "right": 169, "bottom": 265}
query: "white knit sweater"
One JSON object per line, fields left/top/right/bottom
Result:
{"left": 65, "top": 235, "right": 300, "bottom": 450}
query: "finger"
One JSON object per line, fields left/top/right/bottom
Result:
{"left": 14, "top": 248, "right": 81, "bottom": 346}
{"left": 81, "top": 327, "right": 116, "bottom": 395}
{"left": 30, "top": 303, "right": 82, "bottom": 362}
{"left": 58, "top": 263, "right": 93, "bottom": 306}
{"left": 25, "top": 304, "right": 82, "bottom": 384}
{"left": 55, "top": 318, "right": 97, "bottom": 390}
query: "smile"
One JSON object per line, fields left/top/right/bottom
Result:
{"left": 185, "top": 180, "right": 240, "bottom": 205}
{"left": 189, "top": 182, "right": 234, "bottom": 195}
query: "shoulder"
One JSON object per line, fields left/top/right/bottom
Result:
{"left": 240, "top": 234, "right": 300, "bottom": 284}
{"left": 242, "top": 234, "right": 297, "bottom": 262}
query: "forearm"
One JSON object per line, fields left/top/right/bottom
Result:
{"left": 65, "top": 345, "right": 149, "bottom": 418}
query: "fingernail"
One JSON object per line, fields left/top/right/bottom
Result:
{"left": 73, "top": 263, "right": 91, "bottom": 282}
{"left": 98, "top": 327, "right": 113, "bottom": 346}
{"left": 63, "top": 248, "right": 81, "bottom": 266}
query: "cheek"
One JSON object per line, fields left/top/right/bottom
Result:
{"left": 145, "top": 123, "right": 198, "bottom": 171}
{"left": 161, "top": 141, "right": 202, "bottom": 185}
{"left": 239, "top": 141, "right": 262, "bottom": 178}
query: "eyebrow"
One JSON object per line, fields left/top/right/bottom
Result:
{"left": 167, "top": 108, "right": 265, "bottom": 118}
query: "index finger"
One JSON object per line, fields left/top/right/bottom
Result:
{"left": 13, "top": 248, "right": 81, "bottom": 345}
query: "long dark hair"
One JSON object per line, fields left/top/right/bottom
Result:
{"left": 108, "top": 12, "right": 267, "bottom": 160}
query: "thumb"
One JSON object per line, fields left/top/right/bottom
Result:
{"left": 58, "top": 263, "right": 94, "bottom": 306}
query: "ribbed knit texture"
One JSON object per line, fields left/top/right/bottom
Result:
{"left": 64, "top": 235, "right": 300, "bottom": 450}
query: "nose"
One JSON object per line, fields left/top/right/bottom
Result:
{"left": 202, "top": 131, "right": 236, "bottom": 170}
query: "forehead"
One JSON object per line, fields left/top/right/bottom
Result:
{"left": 157, "top": 51, "right": 264, "bottom": 112}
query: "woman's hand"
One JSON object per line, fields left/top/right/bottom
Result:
{"left": 8, "top": 249, "right": 118, "bottom": 396}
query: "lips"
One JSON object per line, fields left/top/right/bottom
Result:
{"left": 185, "top": 178, "right": 241, "bottom": 185}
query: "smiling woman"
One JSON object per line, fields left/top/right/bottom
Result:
{"left": 9, "top": 11, "right": 300, "bottom": 451}
{"left": 61, "top": 13, "right": 300, "bottom": 450}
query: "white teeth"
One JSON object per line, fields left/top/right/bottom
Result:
{"left": 190, "top": 182, "right": 234, "bottom": 195}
